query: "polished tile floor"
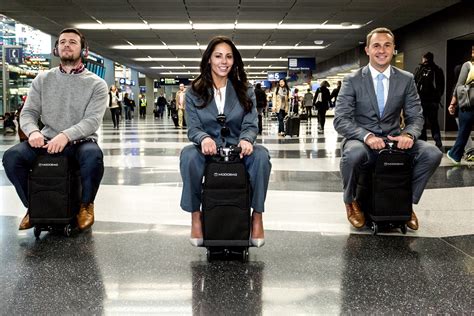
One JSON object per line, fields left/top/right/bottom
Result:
{"left": 0, "top": 113, "right": 472, "bottom": 314}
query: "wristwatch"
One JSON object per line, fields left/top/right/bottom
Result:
{"left": 401, "top": 132, "right": 414, "bottom": 140}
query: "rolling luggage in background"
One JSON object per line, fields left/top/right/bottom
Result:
{"left": 356, "top": 142, "right": 413, "bottom": 235}
{"left": 29, "top": 155, "right": 82, "bottom": 238}
{"left": 284, "top": 102, "right": 300, "bottom": 137}
{"left": 171, "top": 109, "right": 179, "bottom": 127}
{"left": 202, "top": 146, "right": 251, "bottom": 262}
{"left": 299, "top": 113, "right": 308, "bottom": 121}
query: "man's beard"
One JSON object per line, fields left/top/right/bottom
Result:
{"left": 61, "top": 55, "right": 82, "bottom": 66}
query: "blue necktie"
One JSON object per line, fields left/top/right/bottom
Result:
{"left": 376, "top": 73, "right": 385, "bottom": 116}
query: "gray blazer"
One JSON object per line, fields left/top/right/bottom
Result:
{"left": 185, "top": 80, "right": 258, "bottom": 147}
{"left": 334, "top": 65, "right": 424, "bottom": 141}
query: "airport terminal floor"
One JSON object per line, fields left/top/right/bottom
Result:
{"left": 0, "top": 115, "right": 472, "bottom": 314}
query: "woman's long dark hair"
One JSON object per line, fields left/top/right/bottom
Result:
{"left": 191, "top": 36, "right": 252, "bottom": 112}
{"left": 275, "top": 79, "right": 289, "bottom": 96}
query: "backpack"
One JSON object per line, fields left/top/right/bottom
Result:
{"left": 415, "top": 65, "right": 437, "bottom": 99}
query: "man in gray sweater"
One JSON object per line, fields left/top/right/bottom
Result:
{"left": 2, "top": 28, "right": 108, "bottom": 231}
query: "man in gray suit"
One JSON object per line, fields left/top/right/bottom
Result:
{"left": 334, "top": 27, "right": 442, "bottom": 230}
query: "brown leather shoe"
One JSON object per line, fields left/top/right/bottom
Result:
{"left": 19, "top": 213, "right": 32, "bottom": 230}
{"left": 77, "top": 203, "right": 94, "bottom": 230}
{"left": 407, "top": 211, "right": 419, "bottom": 230}
{"left": 345, "top": 201, "right": 366, "bottom": 228}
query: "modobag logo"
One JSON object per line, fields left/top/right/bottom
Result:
{"left": 213, "top": 172, "right": 238, "bottom": 177}
{"left": 38, "top": 163, "right": 59, "bottom": 167}
{"left": 384, "top": 162, "right": 404, "bottom": 166}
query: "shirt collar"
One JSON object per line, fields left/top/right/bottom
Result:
{"left": 368, "top": 64, "right": 391, "bottom": 80}
{"left": 59, "top": 63, "right": 86, "bottom": 74}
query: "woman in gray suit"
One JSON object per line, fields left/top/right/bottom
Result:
{"left": 179, "top": 36, "right": 272, "bottom": 247}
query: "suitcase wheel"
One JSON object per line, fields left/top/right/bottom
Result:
{"left": 241, "top": 248, "right": 249, "bottom": 263}
{"left": 401, "top": 224, "right": 407, "bottom": 234}
{"left": 34, "top": 225, "right": 41, "bottom": 239}
{"left": 206, "top": 248, "right": 212, "bottom": 262}
{"left": 64, "top": 224, "right": 73, "bottom": 237}
{"left": 371, "top": 222, "right": 378, "bottom": 236}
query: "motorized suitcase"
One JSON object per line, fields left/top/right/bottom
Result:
{"left": 356, "top": 143, "right": 413, "bottom": 235}
{"left": 201, "top": 146, "right": 251, "bottom": 262}
{"left": 28, "top": 155, "right": 82, "bottom": 238}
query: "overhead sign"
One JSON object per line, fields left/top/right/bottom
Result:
{"left": 267, "top": 72, "right": 287, "bottom": 82}
{"left": 159, "top": 78, "right": 190, "bottom": 85}
{"left": 288, "top": 57, "right": 316, "bottom": 71}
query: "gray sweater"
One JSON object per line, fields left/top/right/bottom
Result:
{"left": 20, "top": 67, "right": 108, "bottom": 141}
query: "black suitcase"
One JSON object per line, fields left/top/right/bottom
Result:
{"left": 356, "top": 145, "right": 412, "bottom": 235}
{"left": 285, "top": 115, "right": 300, "bottom": 137}
{"left": 171, "top": 112, "right": 179, "bottom": 127}
{"left": 28, "top": 155, "right": 81, "bottom": 238}
{"left": 202, "top": 147, "right": 251, "bottom": 261}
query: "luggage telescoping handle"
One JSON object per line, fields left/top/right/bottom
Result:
{"left": 217, "top": 145, "right": 242, "bottom": 161}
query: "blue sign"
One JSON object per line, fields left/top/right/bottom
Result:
{"left": 5, "top": 47, "right": 23, "bottom": 64}
{"left": 288, "top": 57, "right": 316, "bottom": 71}
{"left": 267, "top": 72, "right": 287, "bottom": 82}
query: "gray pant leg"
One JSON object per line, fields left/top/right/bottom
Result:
{"left": 243, "top": 145, "right": 272, "bottom": 212}
{"left": 340, "top": 140, "right": 372, "bottom": 204}
{"left": 179, "top": 145, "right": 206, "bottom": 212}
{"left": 408, "top": 140, "right": 442, "bottom": 204}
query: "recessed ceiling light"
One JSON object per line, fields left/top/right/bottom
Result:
{"left": 314, "top": 40, "right": 324, "bottom": 45}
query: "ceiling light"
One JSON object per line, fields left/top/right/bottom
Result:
{"left": 114, "top": 44, "right": 325, "bottom": 50}
{"left": 76, "top": 23, "right": 362, "bottom": 31}
{"left": 137, "top": 57, "right": 286, "bottom": 62}
{"left": 314, "top": 40, "right": 324, "bottom": 45}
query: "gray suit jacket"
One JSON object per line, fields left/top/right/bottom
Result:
{"left": 185, "top": 80, "right": 258, "bottom": 147}
{"left": 334, "top": 65, "right": 423, "bottom": 141}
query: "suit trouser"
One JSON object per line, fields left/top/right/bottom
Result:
{"left": 179, "top": 144, "right": 272, "bottom": 213}
{"left": 339, "top": 139, "right": 442, "bottom": 205}
{"left": 178, "top": 109, "right": 184, "bottom": 127}
{"left": 419, "top": 102, "right": 442, "bottom": 146}
{"left": 2, "top": 141, "right": 104, "bottom": 208}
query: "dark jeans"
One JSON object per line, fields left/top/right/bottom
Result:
{"left": 450, "top": 109, "right": 474, "bottom": 161}
{"left": 125, "top": 107, "right": 132, "bottom": 120}
{"left": 2, "top": 141, "right": 104, "bottom": 207}
{"left": 110, "top": 107, "right": 120, "bottom": 127}
{"left": 139, "top": 106, "right": 146, "bottom": 117}
{"left": 317, "top": 108, "right": 327, "bottom": 130}
{"left": 277, "top": 110, "right": 286, "bottom": 133}
{"left": 257, "top": 108, "right": 264, "bottom": 134}
{"left": 419, "top": 101, "right": 442, "bottom": 147}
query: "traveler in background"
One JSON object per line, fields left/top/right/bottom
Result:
{"left": 156, "top": 92, "right": 167, "bottom": 119}
{"left": 254, "top": 83, "right": 267, "bottom": 135}
{"left": 179, "top": 36, "right": 271, "bottom": 247}
{"left": 447, "top": 46, "right": 474, "bottom": 164}
{"left": 123, "top": 93, "right": 133, "bottom": 120}
{"left": 330, "top": 80, "right": 342, "bottom": 107}
{"left": 313, "top": 80, "right": 331, "bottom": 133}
{"left": 334, "top": 27, "right": 442, "bottom": 231}
{"left": 273, "top": 78, "right": 289, "bottom": 136}
{"left": 176, "top": 83, "right": 186, "bottom": 128}
{"left": 109, "top": 85, "right": 121, "bottom": 129}
{"left": 2, "top": 28, "right": 108, "bottom": 231}
{"left": 139, "top": 94, "right": 147, "bottom": 118}
{"left": 414, "top": 52, "right": 445, "bottom": 150}
{"left": 291, "top": 88, "right": 300, "bottom": 115}
{"left": 303, "top": 89, "right": 314, "bottom": 120}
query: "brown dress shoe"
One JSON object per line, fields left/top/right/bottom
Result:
{"left": 19, "top": 213, "right": 32, "bottom": 230}
{"left": 345, "top": 201, "right": 366, "bottom": 228}
{"left": 77, "top": 203, "right": 94, "bottom": 230}
{"left": 407, "top": 211, "right": 419, "bottom": 230}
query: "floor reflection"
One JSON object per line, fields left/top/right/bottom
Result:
{"left": 191, "top": 261, "right": 264, "bottom": 315}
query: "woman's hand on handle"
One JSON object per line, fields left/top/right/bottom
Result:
{"left": 201, "top": 137, "right": 217, "bottom": 155}
{"left": 238, "top": 139, "right": 253, "bottom": 159}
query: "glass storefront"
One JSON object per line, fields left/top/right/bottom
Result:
{"left": 0, "top": 14, "right": 52, "bottom": 115}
